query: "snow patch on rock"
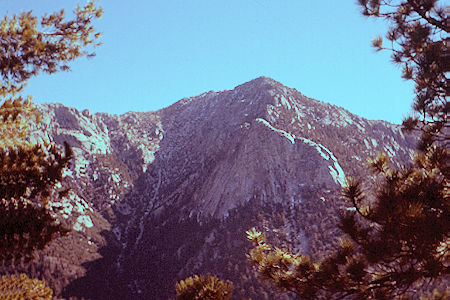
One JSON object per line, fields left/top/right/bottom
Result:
{"left": 371, "top": 138, "right": 378, "bottom": 147}
{"left": 256, "top": 118, "right": 296, "bottom": 144}
{"left": 298, "top": 137, "right": 346, "bottom": 186}
{"left": 73, "top": 215, "right": 94, "bottom": 231}
{"left": 53, "top": 191, "right": 95, "bottom": 231}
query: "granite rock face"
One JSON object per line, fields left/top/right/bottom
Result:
{"left": 18, "top": 77, "right": 416, "bottom": 299}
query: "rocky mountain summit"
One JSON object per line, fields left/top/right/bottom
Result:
{"left": 10, "top": 77, "right": 417, "bottom": 299}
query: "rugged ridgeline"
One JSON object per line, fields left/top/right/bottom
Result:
{"left": 4, "top": 77, "right": 417, "bottom": 299}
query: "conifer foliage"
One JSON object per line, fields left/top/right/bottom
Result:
{"left": 175, "top": 275, "right": 234, "bottom": 300}
{"left": 0, "top": 1, "right": 103, "bottom": 96}
{"left": 0, "top": 0, "right": 102, "bottom": 295}
{"left": 247, "top": 146, "right": 448, "bottom": 298}
{"left": 0, "top": 0, "right": 102, "bottom": 264}
{"left": 358, "top": 0, "right": 448, "bottom": 149}
{"left": 0, "top": 273, "right": 53, "bottom": 299}
{"left": 247, "top": 1, "right": 448, "bottom": 299}
{"left": 0, "top": 136, "right": 73, "bottom": 261}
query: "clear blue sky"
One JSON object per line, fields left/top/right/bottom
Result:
{"left": 1, "top": 0, "right": 415, "bottom": 124}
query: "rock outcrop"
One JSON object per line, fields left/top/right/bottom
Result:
{"left": 9, "top": 77, "right": 417, "bottom": 299}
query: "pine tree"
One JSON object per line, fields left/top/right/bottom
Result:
{"left": 358, "top": 0, "right": 448, "bottom": 150}
{"left": 174, "top": 274, "right": 234, "bottom": 300}
{"left": 0, "top": 1, "right": 102, "bottom": 97}
{"left": 0, "top": 0, "right": 102, "bottom": 295}
{"left": 247, "top": 1, "right": 448, "bottom": 299}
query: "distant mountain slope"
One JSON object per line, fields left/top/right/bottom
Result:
{"left": 5, "top": 77, "right": 417, "bottom": 299}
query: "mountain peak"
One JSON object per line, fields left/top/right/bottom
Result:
{"left": 237, "top": 76, "right": 284, "bottom": 90}
{"left": 24, "top": 77, "right": 419, "bottom": 300}
{"left": 251, "top": 76, "right": 280, "bottom": 84}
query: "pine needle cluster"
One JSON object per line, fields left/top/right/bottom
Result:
{"left": 0, "top": 2, "right": 102, "bottom": 97}
{"left": 0, "top": 273, "right": 52, "bottom": 299}
{"left": 175, "top": 275, "right": 234, "bottom": 300}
